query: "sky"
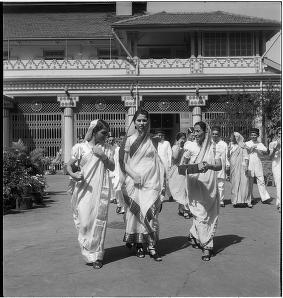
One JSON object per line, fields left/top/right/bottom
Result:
{"left": 147, "top": 1, "right": 282, "bottom": 64}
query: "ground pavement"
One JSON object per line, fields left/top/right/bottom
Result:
{"left": 3, "top": 174, "right": 281, "bottom": 297}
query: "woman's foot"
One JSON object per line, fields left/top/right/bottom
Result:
{"left": 116, "top": 206, "right": 125, "bottom": 214}
{"left": 125, "top": 242, "right": 133, "bottom": 250}
{"left": 247, "top": 203, "right": 253, "bottom": 208}
{"left": 148, "top": 247, "right": 162, "bottom": 261}
{"left": 220, "top": 201, "right": 225, "bottom": 207}
{"left": 136, "top": 244, "right": 145, "bottom": 258}
{"left": 201, "top": 249, "right": 213, "bottom": 261}
{"left": 188, "top": 233, "right": 200, "bottom": 249}
{"left": 93, "top": 260, "right": 103, "bottom": 269}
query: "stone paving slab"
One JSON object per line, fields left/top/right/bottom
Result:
{"left": 3, "top": 175, "right": 281, "bottom": 297}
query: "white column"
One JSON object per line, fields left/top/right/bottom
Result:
{"left": 192, "top": 106, "right": 202, "bottom": 125}
{"left": 63, "top": 107, "right": 74, "bottom": 163}
{"left": 3, "top": 108, "right": 10, "bottom": 149}
{"left": 57, "top": 96, "right": 79, "bottom": 164}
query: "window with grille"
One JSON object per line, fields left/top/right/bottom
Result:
{"left": 43, "top": 50, "right": 65, "bottom": 60}
{"left": 229, "top": 32, "right": 254, "bottom": 56}
{"left": 97, "top": 48, "right": 119, "bottom": 59}
{"left": 203, "top": 32, "right": 227, "bottom": 56}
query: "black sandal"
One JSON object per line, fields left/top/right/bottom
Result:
{"left": 93, "top": 260, "right": 103, "bottom": 269}
{"left": 201, "top": 249, "right": 213, "bottom": 261}
{"left": 125, "top": 242, "right": 133, "bottom": 250}
{"left": 148, "top": 248, "right": 162, "bottom": 262}
{"left": 136, "top": 244, "right": 145, "bottom": 258}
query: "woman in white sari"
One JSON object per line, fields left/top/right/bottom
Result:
{"left": 168, "top": 132, "right": 191, "bottom": 218}
{"left": 119, "top": 109, "right": 164, "bottom": 261}
{"left": 228, "top": 132, "right": 250, "bottom": 208}
{"left": 66, "top": 119, "right": 115, "bottom": 269}
{"left": 182, "top": 121, "right": 222, "bottom": 261}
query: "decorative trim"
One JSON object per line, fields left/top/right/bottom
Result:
{"left": 186, "top": 95, "right": 208, "bottom": 106}
{"left": 3, "top": 79, "right": 281, "bottom": 94}
{"left": 57, "top": 96, "right": 79, "bottom": 108}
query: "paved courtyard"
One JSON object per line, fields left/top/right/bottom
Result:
{"left": 3, "top": 174, "right": 281, "bottom": 297}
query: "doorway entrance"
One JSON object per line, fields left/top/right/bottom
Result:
{"left": 149, "top": 113, "right": 180, "bottom": 144}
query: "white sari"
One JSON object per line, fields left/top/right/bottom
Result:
{"left": 70, "top": 142, "right": 113, "bottom": 263}
{"left": 121, "top": 133, "right": 164, "bottom": 246}
{"left": 184, "top": 126, "right": 220, "bottom": 249}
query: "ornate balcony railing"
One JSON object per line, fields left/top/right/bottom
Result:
{"left": 3, "top": 56, "right": 263, "bottom": 79}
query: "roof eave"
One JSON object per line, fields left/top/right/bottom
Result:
{"left": 112, "top": 23, "right": 281, "bottom": 30}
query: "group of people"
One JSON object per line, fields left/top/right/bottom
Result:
{"left": 66, "top": 109, "right": 281, "bottom": 269}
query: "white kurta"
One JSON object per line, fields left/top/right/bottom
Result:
{"left": 245, "top": 140, "right": 270, "bottom": 202}
{"left": 245, "top": 140, "right": 267, "bottom": 177}
{"left": 213, "top": 140, "right": 229, "bottom": 179}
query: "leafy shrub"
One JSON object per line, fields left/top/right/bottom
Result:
{"left": 3, "top": 141, "right": 48, "bottom": 210}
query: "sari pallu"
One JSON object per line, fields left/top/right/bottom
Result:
{"left": 71, "top": 142, "right": 112, "bottom": 263}
{"left": 229, "top": 145, "right": 249, "bottom": 205}
{"left": 186, "top": 131, "right": 219, "bottom": 250}
{"left": 121, "top": 134, "right": 164, "bottom": 246}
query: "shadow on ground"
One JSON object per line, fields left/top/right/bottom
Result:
{"left": 214, "top": 234, "right": 244, "bottom": 254}
{"left": 103, "top": 244, "right": 133, "bottom": 265}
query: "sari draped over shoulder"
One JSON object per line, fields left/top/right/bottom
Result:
{"left": 229, "top": 133, "right": 250, "bottom": 205}
{"left": 185, "top": 126, "right": 220, "bottom": 249}
{"left": 70, "top": 142, "right": 113, "bottom": 263}
{"left": 120, "top": 133, "right": 164, "bottom": 246}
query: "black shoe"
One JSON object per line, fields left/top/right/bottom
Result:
{"left": 136, "top": 244, "right": 145, "bottom": 258}
{"left": 125, "top": 242, "right": 133, "bottom": 250}
{"left": 262, "top": 198, "right": 273, "bottom": 204}
{"left": 148, "top": 248, "right": 162, "bottom": 261}
{"left": 116, "top": 206, "right": 125, "bottom": 214}
{"left": 201, "top": 249, "right": 213, "bottom": 261}
{"left": 220, "top": 202, "right": 225, "bottom": 207}
{"left": 159, "top": 203, "right": 163, "bottom": 213}
{"left": 183, "top": 211, "right": 192, "bottom": 219}
{"left": 93, "top": 260, "right": 103, "bottom": 269}
{"left": 188, "top": 233, "right": 200, "bottom": 249}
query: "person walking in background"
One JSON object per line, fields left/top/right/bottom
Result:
{"left": 245, "top": 128, "right": 272, "bottom": 204}
{"left": 156, "top": 129, "right": 172, "bottom": 202}
{"left": 112, "top": 133, "right": 126, "bottom": 215}
{"left": 66, "top": 119, "right": 115, "bottom": 270}
{"left": 119, "top": 109, "right": 164, "bottom": 262}
{"left": 182, "top": 121, "right": 222, "bottom": 261}
{"left": 168, "top": 132, "right": 191, "bottom": 218}
{"left": 269, "top": 127, "right": 281, "bottom": 211}
{"left": 228, "top": 132, "right": 251, "bottom": 208}
{"left": 184, "top": 127, "right": 195, "bottom": 151}
{"left": 211, "top": 126, "right": 230, "bottom": 207}
{"left": 107, "top": 133, "right": 118, "bottom": 204}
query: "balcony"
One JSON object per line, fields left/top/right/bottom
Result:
{"left": 3, "top": 56, "right": 263, "bottom": 80}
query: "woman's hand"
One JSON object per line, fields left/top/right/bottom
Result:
{"left": 201, "top": 162, "right": 209, "bottom": 173}
{"left": 93, "top": 145, "right": 107, "bottom": 160}
{"left": 72, "top": 171, "right": 83, "bottom": 181}
{"left": 133, "top": 175, "right": 142, "bottom": 186}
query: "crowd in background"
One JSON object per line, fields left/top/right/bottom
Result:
{"left": 65, "top": 110, "right": 281, "bottom": 269}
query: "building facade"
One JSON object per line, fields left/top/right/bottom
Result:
{"left": 3, "top": 2, "right": 281, "bottom": 163}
